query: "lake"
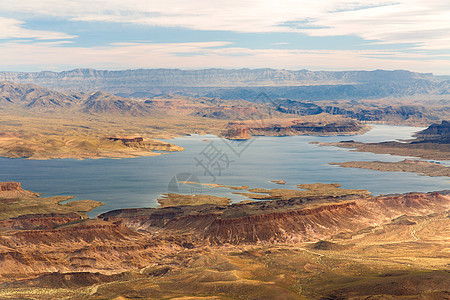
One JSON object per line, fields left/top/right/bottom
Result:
{"left": 0, "top": 124, "right": 448, "bottom": 217}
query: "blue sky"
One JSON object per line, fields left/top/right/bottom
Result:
{"left": 0, "top": 0, "right": 449, "bottom": 74}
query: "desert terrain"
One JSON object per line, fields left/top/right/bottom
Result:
{"left": 0, "top": 81, "right": 381, "bottom": 160}
{"left": 0, "top": 181, "right": 449, "bottom": 299}
{"left": 1, "top": 0, "right": 450, "bottom": 293}
{"left": 1, "top": 78, "right": 449, "bottom": 161}
{"left": 0, "top": 71, "right": 449, "bottom": 299}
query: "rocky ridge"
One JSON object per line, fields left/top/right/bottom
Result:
{"left": 97, "top": 191, "right": 449, "bottom": 244}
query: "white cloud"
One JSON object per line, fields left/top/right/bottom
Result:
{"left": 299, "top": 1, "right": 450, "bottom": 50}
{"left": 0, "top": 1, "right": 448, "bottom": 73}
{"left": 0, "top": 0, "right": 448, "bottom": 50}
{"left": 0, "top": 41, "right": 449, "bottom": 74}
{"left": 0, "top": 17, "right": 75, "bottom": 40}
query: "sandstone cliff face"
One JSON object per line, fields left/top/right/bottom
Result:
{"left": 0, "top": 182, "right": 22, "bottom": 192}
{"left": 289, "top": 120, "right": 367, "bottom": 135}
{"left": 0, "top": 219, "right": 169, "bottom": 279}
{"left": 0, "top": 182, "right": 40, "bottom": 199}
{"left": 416, "top": 120, "right": 450, "bottom": 137}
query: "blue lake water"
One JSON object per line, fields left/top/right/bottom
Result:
{"left": 0, "top": 124, "right": 448, "bottom": 217}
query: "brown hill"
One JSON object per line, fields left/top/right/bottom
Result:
{"left": 0, "top": 81, "right": 154, "bottom": 116}
{"left": 0, "top": 81, "right": 75, "bottom": 109}
{"left": 82, "top": 91, "right": 153, "bottom": 116}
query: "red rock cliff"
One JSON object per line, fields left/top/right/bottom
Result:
{"left": 99, "top": 192, "right": 450, "bottom": 245}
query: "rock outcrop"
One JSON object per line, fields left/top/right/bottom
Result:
{"left": 0, "top": 182, "right": 40, "bottom": 199}
{"left": 107, "top": 136, "right": 144, "bottom": 144}
{"left": 82, "top": 91, "right": 154, "bottom": 116}
{"left": 323, "top": 105, "right": 427, "bottom": 123}
{"left": 416, "top": 120, "right": 449, "bottom": 137}
{"left": 222, "top": 118, "right": 370, "bottom": 138}
{"left": 222, "top": 122, "right": 252, "bottom": 139}
{"left": 0, "top": 182, "right": 103, "bottom": 220}
{"left": 0, "top": 181, "right": 22, "bottom": 192}
{"left": 413, "top": 120, "right": 450, "bottom": 143}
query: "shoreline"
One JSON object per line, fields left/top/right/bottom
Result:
{"left": 0, "top": 127, "right": 373, "bottom": 160}
{"left": 314, "top": 140, "right": 450, "bottom": 161}
{"left": 330, "top": 159, "right": 450, "bottom": 177}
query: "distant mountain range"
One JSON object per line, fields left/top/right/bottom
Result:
{"left": 0, "top": 81, "right": 277, "bottom": 119}
{"left": 0, "top": 68, "right": 449, "bottom": 101}
{"left": 1, "top": 81, "right": 447, "bottom": 126}
{"left": 0, "top": 81, "right": 153, "bottom": 116}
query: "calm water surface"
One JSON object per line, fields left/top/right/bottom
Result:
{"left": 0, "top": 125, "right": 448, "bottom": 217}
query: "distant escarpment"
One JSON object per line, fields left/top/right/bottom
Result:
{"left": 1, "top": 68, "right": 448, "bottom": 101}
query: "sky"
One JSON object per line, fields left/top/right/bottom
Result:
{"left": 0, "top": 0, "right": 449, "bottom": 74}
